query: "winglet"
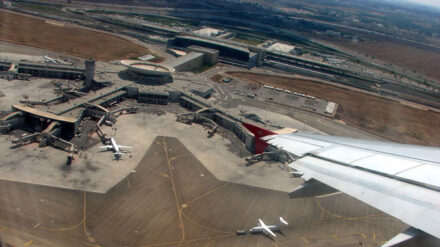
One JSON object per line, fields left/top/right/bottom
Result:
{"left": 242, "top": 122, "right": 277, "bottom": 154}
{"left": 381, "top": 227, "right": 421, "bottom": 247}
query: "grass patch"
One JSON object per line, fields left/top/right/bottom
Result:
{"left": 15, "top": 2, "right": 62, "bottom": 14}
{"left": 140, "top": 15, "right": 180, "bottom": 26}
{"left": 232, "top": 33, "right": 265, "bottom": 45}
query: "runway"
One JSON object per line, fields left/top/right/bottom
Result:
{"left": 0, "top": 137, "right": 405, "bottom": 247}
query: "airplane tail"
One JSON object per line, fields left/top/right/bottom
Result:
{"left": 242, "top": 122, "right": 277, "bottom": 154}
{"left": 279, "top": 217, "right": 288, "bottom": 225}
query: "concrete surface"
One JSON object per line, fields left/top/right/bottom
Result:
{"left": 0, "top": 112, "right": 297, "bottom": 193}
{"left": 0, "top": 78, "right": 59, "bottom": 112}
{"left": 0, "top": 136, "right": 405, "bottom": 247}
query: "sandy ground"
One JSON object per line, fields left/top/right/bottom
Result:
{"left": 227, "top": 72, "right": 440, "bottom": 147}
{"left": 0, "top": 10, "right": 150, "bottom": 61}
{"left": 338, "top": 39, "right": 440, "bottom": 81}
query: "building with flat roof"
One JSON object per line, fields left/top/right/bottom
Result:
{"left": 187, "top": 46, "right": 219, "bottom": 65}
{"left": 165, "top": 52, "right": 205, "bottom": 72}
{"left": 168, "top": 35, "right": 262, "bottom": 68}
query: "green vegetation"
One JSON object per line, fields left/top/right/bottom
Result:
{"left": 15, "top": 2, "right": 62, "bottom": 14}
{"left": 232, "top": 33, "right": 265, "bottom": 45}
{"left": 138, "top": 13, "right": 200, "bottom": 27}
{"left": 86, "top": 9, "right": 198, "bottom": 28}
{"left": 140, "top": 15, "right": 182, "bottom": 27}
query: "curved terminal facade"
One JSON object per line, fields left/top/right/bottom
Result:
{"left": 121, "top": 60, "right": 175, "bottom": 84}
{"left": 121, "top": 60, "right": 175, "bottom": 76}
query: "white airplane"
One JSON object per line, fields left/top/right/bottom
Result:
{"left": 99, "top": 137, "right": 132, "bottom": 159}
{"left": 249, "top": 217, "right": 288, "bottom": 237}
{"left": 44, "top": 55, "right": 58, "bottom": 64}
{"left": 243, "top": 122, "right": 440, "bottom": 247}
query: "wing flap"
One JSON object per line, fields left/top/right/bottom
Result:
{"left": 290, "top": 156, "right": 440, "bottom": 238}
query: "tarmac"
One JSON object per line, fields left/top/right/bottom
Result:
{"left": 0, "top": 43, "right": 407, "bottom": 247}
{"left": 0, "top": 109, "right": 298, "bottom": 193}
{"left": 0, "top": 136, "right": 406, "bottom": 247}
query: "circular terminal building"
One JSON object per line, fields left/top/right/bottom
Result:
{"left": 121, "top": 60, "right": 175, "bottom": 84}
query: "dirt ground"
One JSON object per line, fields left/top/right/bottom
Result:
{"left": 342, "top": 39, "right": 440, "bottom": 80}
{"left": 0, "top": 10, "right": 150, "bottom": 61}
{"left": 319, "top": 35, "right": 440, "bottom": 81}
{"left": 227, "top": 72, "right": 440, "bottom": 146}
{"left": 0, "top": 137, "right": 403, "bottom": 247}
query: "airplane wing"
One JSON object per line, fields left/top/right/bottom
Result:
{"left": 118, "top": 146, "right": 133, "bottom": 149}
{"left": 280, "top": 217, "right": 288, "bottom": 225}
{"left": 258, "top": 219, "right": 277, "bottom": 238}
{"left": 98, "top": 145, "right": 112, "bottom": 149}
{"left": 243, "top": 123, "right": 440, "bottom": 246}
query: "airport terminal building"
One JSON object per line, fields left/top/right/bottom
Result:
{"left": 168, "top": 35, "right": 263, "bottom": 68}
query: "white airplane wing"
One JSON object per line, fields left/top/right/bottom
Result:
{"left": 243, "top": 123, "right": 440, "bottom": 246}
{"left": 98, "top": 145, "right": 112, "bottom": 149}
{"left": 258, "top": 219, "right": 277, "bottom": 238}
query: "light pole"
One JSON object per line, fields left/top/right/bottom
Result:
{"left": 0, "top": 92, "right": 5, "bottom": 114}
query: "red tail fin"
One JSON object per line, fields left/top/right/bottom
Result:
{"left": 242, "top": 122, "right": 277, "bottom": 154}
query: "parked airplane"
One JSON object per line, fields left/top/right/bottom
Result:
{"left": 99, "top": 137, "right": 132, "bottom": 159}
{"left": 243, "top": 122, "right": 440, "bottom": 247}
{"left": 44, "top": 55, "right": 58, "bottom": 64}
{"left": 249, "top": 217, "right": 288, "bottom": 237}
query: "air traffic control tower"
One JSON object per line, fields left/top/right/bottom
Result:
{"left": 84, "top": 58, "right": 95, "bottom": 89}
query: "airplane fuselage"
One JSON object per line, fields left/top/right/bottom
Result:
{"left": 249, "top": 225, "right": 279, "bottom": 234}
{"left": 110, "top": 137, "right": 120, "bottom": 155}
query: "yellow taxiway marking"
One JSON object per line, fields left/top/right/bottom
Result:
{"left": 314, "top": 197, "right": 386, "bottom": 221}
{"left": 302, "top": 237, "right": 309, "bottom": 244}
{"left": 373, "top": 233, "right": 376, "bottom": 240}
{"left": 162, "top": 137, "right": 186, "bottom": 247}
{"left": 185, "top": 183, "right": 228, "bottom": 206}
{"left": 316, "top": 192, "right": 342, "bottom": 198}
{"left": 24, "top": 240, "right": 33, "bottom": 246}
{"left": 332, "top": 234, "right": 338, "bottom": 241}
